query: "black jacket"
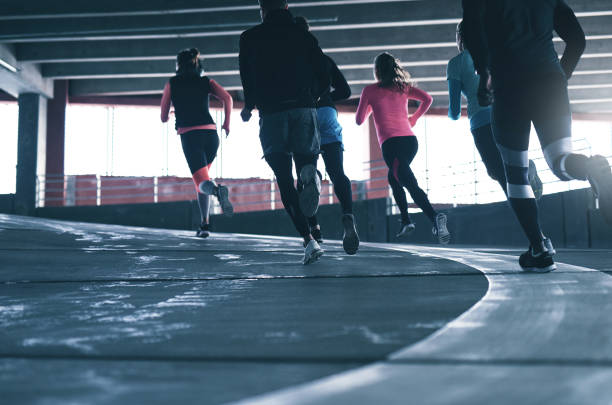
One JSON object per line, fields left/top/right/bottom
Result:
{"left": 239, "top": 9, "right": 330, "bottom": 115}
{"left": 317, "top": 55, "right": 351, "bottom": 109}
{"left": 462, "top": 0, "right": 585, "bottom": 84}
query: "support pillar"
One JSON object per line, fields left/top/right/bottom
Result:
{"left": 45, "top": 80, "right": 68, "bottom": 206}
{"left": 15, "top": 93, "right": 47, "bottom": 215}
{"left": 367, "top": 115, "right": 387, "bottom": 200}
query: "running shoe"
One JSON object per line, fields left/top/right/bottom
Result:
{"left": 433, "top": 213, "right": 451, "bottom": 245}
{"left": 586, "top": 155, "right": 612, "bottom": 225}
{"left": 528, "top": 159, "right": 544, "bottom": 200}
{"left": 341, "top": 214, "right": 360, "bottom": 255}
{"left": 303, "top": 239, "right": 324, "bottom": 265}
{"left": 196, "top": 223, "right": 210, "bottom": 238}
{"left": 216, "top": 184, "right": 234, "bottom": 217}
{"left": 519, "top": 243, "right": 556, "bottom": 273}
{"left": 311, "top": 227, "right": 323, "bottom": 244}
{"left": 298, "top": 164, "right": 321, "bottom": 218}
{"left": 396, "top": 220, "right": 416, "bottom": 238}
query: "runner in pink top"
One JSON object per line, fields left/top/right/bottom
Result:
{"left": 355, "top": 52, "right": 450, "bottom": 244}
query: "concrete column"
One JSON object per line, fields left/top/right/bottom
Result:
{"left": 44, "top": 80, "right": 68, "bottom": 207}
{"left": 367, "top": 115, "right": 387, "bottom": 200}
{"left": 15, "top": 93, "right": 47, "bottom": 215}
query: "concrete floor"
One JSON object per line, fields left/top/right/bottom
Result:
{"left": 1, "top": 215, "right": 611, "bottom": 404}
{"left": 0, "top": 214, "right": 485, "bottom": 405}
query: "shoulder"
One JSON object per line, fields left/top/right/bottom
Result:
{"left": 240, "top": 24, "right": 262, "bottom": 40}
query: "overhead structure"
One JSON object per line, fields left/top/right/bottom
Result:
{"left": 1, "top": 0, "right": 612, "bottom": 113}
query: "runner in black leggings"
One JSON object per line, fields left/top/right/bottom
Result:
{"left": 161, "top": 48, "right": 234, "bottom": 238}
{"left": 294, "top": 16, "right": 359, "bottom": 255}
{"left": 463, "top": 0, "right": 612, "bottom": 272}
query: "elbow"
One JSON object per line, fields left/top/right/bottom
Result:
{"left": 448, "top": 110, "right": 460, "bottom": 121}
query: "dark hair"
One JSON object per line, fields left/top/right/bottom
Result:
{"left": 176, "top": 48, "right": 202, "bottom": 75}
{"left": 259, "top": 0, "right": 287, "bottom": 11}
{"left": 374, "top": 52, "right": 414, "bottom": 92}
{"left": 294, "top": 16, "right": 310, "bottom": 31}
{"left": 457, "top": 20, "right": 464, "bottom": 42}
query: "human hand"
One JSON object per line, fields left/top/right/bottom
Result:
{"left": 222, "top": 121, "right": 230, "bottom": 136}
{"left": 409, "top": 116, "right": 418, "bottom": 127}
{"left": 241, "top": 108, "right": 252, "bottom": 122}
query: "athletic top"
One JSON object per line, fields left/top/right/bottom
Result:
{"left": 161, "top": 75, "right": 232, "bottom": 135}
{"left": 356, "top": 83, "right": 433, "bottom": 146}
{"left": 462, "top": 0, "right": 585, "bottom": 86}
{"left": 317, "top": 55, "right": 351, "bottom": 110}
{"left": 239, "top": 9, "right": 329, "bottom": 115}
{"left": 447, "top": 50, "right": 491, "bottom": 130}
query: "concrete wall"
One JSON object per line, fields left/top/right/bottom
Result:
{"left": 34, "top": 189, "right": 612, "bottom": 248}
{"left": 0, "top": 194, "right": 15, "bottom": 214}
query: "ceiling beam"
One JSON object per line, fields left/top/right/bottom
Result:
{"left": 0, "top": 44, "right": 53, "bottom": 98}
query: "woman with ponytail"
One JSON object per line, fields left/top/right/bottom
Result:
{"left": 161, "top": 48, "right": 234, "bottom": 238}
{"left": 356, "top": 52, "right": 450, "bottom": 244}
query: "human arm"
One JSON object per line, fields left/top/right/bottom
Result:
{"left": 160, "top": 82, "right": 171, "bottom": 123}
{"left": 554, "top": 0, "right": 586, "bottom": 79}
{"left": 329, "top": 56, "right": 351, "bottom": 102}
{"left": 408, "top": 87, "right": 433, "bottom": 127}
{"left": 448, "top": 79, "right": 462, "bottom": 120}
{"left": 309, "top": 34, "right": 331, "bottom": 102}
{"left": 239, "top": 32, "right": 255, "bottom": 121}
{"left": 355, "top": 87, "right": 372, "bottom": 125}
{"left": 209, "top": 79, "right": 233, "bottom": 135}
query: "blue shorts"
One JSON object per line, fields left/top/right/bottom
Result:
{"left": 317, "top": 106, "right": 343, "bottom": 146}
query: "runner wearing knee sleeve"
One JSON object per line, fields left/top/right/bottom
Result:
{"left": 462, "top": 0, "right": 612, "bottom": 272}
{"left": 161, "top": 48, "right": 234, "bottom": 238}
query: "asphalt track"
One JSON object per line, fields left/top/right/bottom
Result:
{"left": 0, "top": 214, "right": 610, "bottom": 405}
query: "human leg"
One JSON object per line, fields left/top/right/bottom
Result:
{"left": 321, "top": 142, "right": 353, "bottom": 215}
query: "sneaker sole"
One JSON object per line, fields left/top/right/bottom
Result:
{"left": 396, "top": 225, "right": 415, "bottom": 238}
{"left": 196, "top": 231, "right": 210, "bottom": 238}
{"left": 342, "top": 216, "right": 360, "bottom": 255}
{"left": 299, "top": 165, "right": 321, "bottom": 218}
{"left": 217, "top": 185, "right": 234, "bottom": 217}
{"left": 528, "top": 160, "right": 544, "bottom": 200}
{"left": 435, "top": 214, "right": 451, "bottom": 245}
{"left": 520, "top": 263, "right": 557, "bottom": 273}
{"left": 589, "top": 157, "right": 612, "bottom": 225}
{"left": 304, "top": 248, "right": 324, "bottom": 265}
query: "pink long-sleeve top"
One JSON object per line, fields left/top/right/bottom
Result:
{"left": 355, "top": 83, "right": 433, "bottom": 146}
{"left": 160, "top": 78, "right": 233, "bottom": 135}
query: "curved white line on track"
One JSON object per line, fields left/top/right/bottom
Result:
{"left": 229, "top": 244, "right": 612, "bottom": 405}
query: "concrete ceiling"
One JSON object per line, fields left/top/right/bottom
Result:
{"left": 1, "top": 0, "right": 612, "bottom": 114}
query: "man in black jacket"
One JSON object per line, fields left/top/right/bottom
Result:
{"left": 461, "top": 0, "right": 612, "bottom": 272}
{"left": 239, "top": 0, "right": 329, "bottom": 265}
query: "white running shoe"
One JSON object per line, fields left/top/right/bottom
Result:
{"left": 587, "top": 155, "right": 612, "bottom": 225}
{"left": 303, "top": 239, "right": 324, "bottom": 265}
{"left": 433, "top": 213, "right": 451, "bottom": 245}
{"left": 298, "top": 164, "right": 321, "bottom": 218}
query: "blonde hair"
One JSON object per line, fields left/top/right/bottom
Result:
{"left": 374, "top": 52, "right": 414, "bottom": 92}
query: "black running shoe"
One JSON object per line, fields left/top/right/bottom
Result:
{"left": 311, "top": 227, "right": 323, "bottom": 244}
{"left": 341, "top": 214, "right": 360, "bottom": 255}
{"left": 396, "top": 220, "right": 416, "bottom": 238}
{"left": 196, "top": 223, "right": 210, "bottom": 238}
{"left": 216, "top": 184, "right": 234, "bottom": 217}
{"left": 586, "top": 155, "right": 612, "bottom": 225}
{"left": 519, "top": 244, "right": 556, "bottom": 273}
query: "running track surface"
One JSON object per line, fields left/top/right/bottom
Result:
{"left": 0, "top": 214, "right": 610, "bottom": 405}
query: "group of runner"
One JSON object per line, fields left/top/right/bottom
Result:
{"left": 161, "top": 0, "right": 612, "bottom": 272}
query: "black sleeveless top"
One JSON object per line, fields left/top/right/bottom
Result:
{"left": 169, "top": 74, "right": 215, "bottom": 130}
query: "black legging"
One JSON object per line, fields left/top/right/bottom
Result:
{"left": 302, "top": 142, "right": 353, "bottom": 227}
{"left": 382, "top": 136, "right": 437, "bottom": 223}
{"left": 265, "top": 152, "right": 318, "bottom": 238}
{"left": 180, "top": 129, "right": 219, "bottom": 173}
{"left": 471, "top": 123, "right": 508, "bottom": 195}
